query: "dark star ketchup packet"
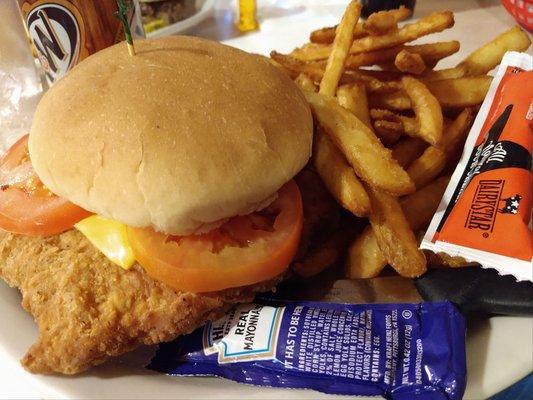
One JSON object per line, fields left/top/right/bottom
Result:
{"left": 147, "top": 299, "right": 466, "bottom": 400}
{"left": 422, "top": 51, "right": 532, "bottom": 281}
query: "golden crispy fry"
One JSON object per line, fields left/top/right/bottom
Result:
{"left": 337, "top": 83, "right": 372, "bottom": 128}
{"left": 370, "top": 76, "right": 492, "bottom": 110}
{"left": 366, "top": 185, "right": 427, "bottom": 277}
{"left": 363, "top": 11, "right": 397, "bottom": 36}
{"left": 271, "top": 51, "right": 324, "bottom": 80}
{"left": 271, "top": 52, "right": 401, "bottom": 93}
{"left": 295, "top": 73, "right": 317, "bottom": 92}
{"left": 370, "top": 108, "right": 395, "bottom": 121}
{"left": 440, "top": 108, "right": 474, "bottom": 153}
{"left": 402, "top": 76, "right": 443, "bottom": 145}
{"left": 407, "top": 146, "right": 446, "bottom": 189}
{"left": 425, "top": 76, "right": 492, "bottom": 107}
{"left": 373, "top": 120, "right": 402, "bottom": 146}
{"left": 395, "top": 50, "right": 426, "bottom": 74}
{"left": 313, "top": 130, "right": 371, "bottom": 217}
{"left": 310, "top": 6, "right": 412, "bottom": 44}
{"left": 305, "top": 90, "right": 415, "bottom": 195}
{"left": 421, "top": 65, "right": 466, "bottom": 81}
{"left": 341, "top": 71, "right": 402, "bottom": 92}
{"left": 293, "top": 228, "right": 354, "bottom": 278}
{"left": 310, "top": 24, "right": 366, "bottom": 45}
{"left": 391, "top": 138, "right": 427, "bottom": 168}
{"left": 342, "top": 41, "right": 460, "bottom": 70}
{"left": 369, "top": 109, "right": 418, "bottom": 137}
{"left": 295, "top": 11, "right": 454, "bottom": 61}
{"left": 346, "top": 176, "right": 449, "bottom": 278}
{"left": 405, "top": 108, "right": 473, "bottom": 189}
{"left": 368, "top": 90, "right": 411, "bottom": 110}
{"left": 398, "top": 115, "right": 419, "bottom": 137}
{"left": 441, "top": 108, "right": 474, "bottom": 169}
{"left": 411, "top": 41, "right": 460, "bottom": 63}
{"left": 457, "top": 26, "right": 531, "bottom": 76}
{"left": 401, "top": 176, "right": 450, "bottom": 230}
{"left": 320, "top": 1, "right": 362, "bottom": 97}
{"left": 426, "top": 252, "right": 478, "bottom": 268}
{"left": 346, "top": 226, "right": 385, "bottom": 278}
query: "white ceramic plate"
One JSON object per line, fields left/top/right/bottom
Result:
{"left": 145, "top": 0, "right": 215, "bottom": 38}
{"left": 0, "top": 1, "right": 532, "bottom": 399}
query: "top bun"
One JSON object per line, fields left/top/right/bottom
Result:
{"left": 29, "top": 36, "right": 312, "bottom": 235}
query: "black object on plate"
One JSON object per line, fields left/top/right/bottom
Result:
{"left": 361, "top": 0, "right": 416, "bottom": 18}
{"left": 415, "top": 267, "right": 533, "bottom": 316}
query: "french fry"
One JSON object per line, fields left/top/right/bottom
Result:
{"left": 319, "top": 1, "right": 362, "bottom": 97}
{"left": 293, "top": 228, "right": 355, "bottom": 278}
{"left": 457, "top": 26, "right": 531, "bottom": 76}
{"left": 337, "top": 83, "right": 372, "bottom": 128}
{"left": 368, "top": 90, "right": 412, "bottom": 110}
{"left": 294, "top": 73, "right": 317, "bottom": 92}
{"left": 440, "top": 108, "right": 474, "bottom": 153}
{"left": 397, "top": 115, "right": 419, "bottom": 137}
{"left": 310, "top": 24, "right": 366, "bottom": 45}
{"left": 365, "top": 185, "right": 427, "bottom": 277}
{"left": 310, "top": 6, "right": 412, "bottom": 44}
{"left": 346, "top": 227, "right": 385, "bottom": 278}
{"left": 425, "top": 76, "right": 492, "bottom": 107}
{"left": 314, "top": 130, "right": 371, "bottom": 217}
{"left": 402, "top": 76, "right": 443, "bottom": 145}
{"left": 294, "top": 11, "right": 454, "bottom": 61}
{"left": 401, "top": 176, "right": 450, "bottom": 230}
{"left": 441, "top": 108, "right": 474, "bottom": 169}
{"left": 406, "top": 108, "right": 473, "bottom": 189}
{"left": 391, "top": 137, "right": 427, "bottom": 168}
{"left": 271, "top": 52, "right": 401, "bottom": 93}
{"left": 373, "top": 120, "right": 402, "bottom": 146}
{"left": 347, "top": 176, "right": 450, "bottom": 278}
{"left": 342, "top": 41, "right": 460, "bottom": 70}
{"left": 297, "top": 73, "right": 371, "bottom": 217}
{"left": 369, "top": 76, "right": 492, "bottom": 109}
{"left": 305, "top": 90, "right": 415, "bottom": 196}
{"left": 395, "top": 50, "right": 426, "bottom": 74}
{"left": 363, "top": 10, "right": 398, "bottom": 36}
{"left": 422, "top": 65, "right": 466, "bottom": 81}
{"left": 370, "top": 108, "right": 418, "bottom": 137}
{"left": 407, "top": 146, "right": 447, "bottom": 189}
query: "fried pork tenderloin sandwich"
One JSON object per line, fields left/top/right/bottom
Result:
{"left": 0, "top": 36, "right": 313, "bottom": 374}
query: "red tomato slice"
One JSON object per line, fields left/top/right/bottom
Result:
{"left": 0, "top": 135, "right": 91, "bottom": 236}
{"left": 128, "top": 181, "right": 303, "bottom": 293}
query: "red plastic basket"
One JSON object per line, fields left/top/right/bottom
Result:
{"left": 502, "top": 0, "right": 533, "bottom": 32}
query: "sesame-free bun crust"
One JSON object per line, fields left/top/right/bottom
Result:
{"left": 29, "top": 36, "right": 313, "bottom": 235}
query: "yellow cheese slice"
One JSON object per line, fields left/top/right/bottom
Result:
{"left": 75, "top": 215, "right": 136, "bottom": 270}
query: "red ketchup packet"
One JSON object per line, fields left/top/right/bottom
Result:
{"left": 422, "top": 51, "right": 532, "bottom": 281}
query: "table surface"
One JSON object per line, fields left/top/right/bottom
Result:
{"left": 0, "top": 0, "right": 532, "bottom": 399}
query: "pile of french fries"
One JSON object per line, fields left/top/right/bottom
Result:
{"left": 274, "top": 2, "right": 531, "bottom": 279}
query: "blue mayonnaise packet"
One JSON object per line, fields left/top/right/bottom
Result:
{"left": 147, "top": 300, "right": 466, "bottom": 400}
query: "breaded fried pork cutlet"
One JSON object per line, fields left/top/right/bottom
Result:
{"left": 0, "top": 36, "right": 313, "bottom": 374}
{"left": 0, "top": 230, "right": 279, "bottom": 374}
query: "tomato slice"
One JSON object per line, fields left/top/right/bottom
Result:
{"left": 0, "top": 135, "right": 91, "bottom": 236}
{"left": 128, "top": 180, "right": 303, "bottom": 293}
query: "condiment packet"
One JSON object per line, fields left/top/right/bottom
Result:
{"left": 147, "top": 299, "right": 466, "bottom": 399}
{"left": 422, "top": 51, "right": 532, "bottom": 281}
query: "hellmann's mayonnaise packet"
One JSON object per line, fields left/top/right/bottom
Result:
{"left": 148, "top": 299, "right": 467, "bottom": 399}
{"left": 422, "top": 51, "right": 532, "bottom": 281}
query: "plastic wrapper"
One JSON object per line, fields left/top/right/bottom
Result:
{"left": 148, "top": 299, "right": 466, "bottom": 399}
{"left": 0, "top": 0, "right": 42, "bottom": 154}
{"left": 422, "top": 51, "right": 532, "bottom": 281}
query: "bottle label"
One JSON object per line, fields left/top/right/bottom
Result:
{"left": 21, "top": 0, "right": 87, "bottom": 84}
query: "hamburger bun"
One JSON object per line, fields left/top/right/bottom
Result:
{"left": 29, "top": 36, "right": 313, "bottom": 235}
